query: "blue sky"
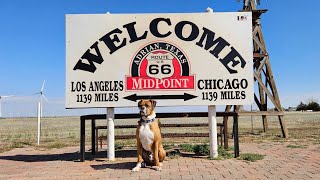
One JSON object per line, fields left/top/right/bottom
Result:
{"left": 0, "top": 0, "right": 319, "bottom": 117}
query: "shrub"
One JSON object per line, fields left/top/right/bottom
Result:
{"left": 307, "top": 101, "right": 320, "bottom": 111}
{"left": 193, "top": 144, "right": 210, "bottom": 156}
{"left": 296, "top": 100, "right": 320, "bottom": 111}
{"left": 179, "top": 144, "right": 194, "bottom": 152}
{"left": 179, "top": 144, "right": 233, "bottom": 159}
{"left": 296, "top": 102, "right": 307, "bottom": 111}
{"left": 239, "top": 153, "right": 264, "bottom": 162}
{"left": 115, "top": 142, "right": 124, "bottom": 150}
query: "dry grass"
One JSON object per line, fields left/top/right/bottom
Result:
{"left": 0, "top": 112, "right": 319, "bottom": 152}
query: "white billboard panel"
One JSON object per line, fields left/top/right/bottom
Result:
{"left": 66, "top": 12, "right": 253, "bottom": 108}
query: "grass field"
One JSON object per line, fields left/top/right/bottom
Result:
{"left": 0, "top": 112, "right": 319, "bottom": 153}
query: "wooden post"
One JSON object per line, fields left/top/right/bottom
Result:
{"left": 234, "top": 0, "right": 289, "bottom": 138}
{"left": 91, "top": 119, "right": 96, "bottom": 155}
{"left": 80, "top": 118, "right": 85, "bottom": 162}
{"left": 107, "top": 108, "right": 115, "bottom": 161}
{"left": 233, "top": 114, "right": 239, "bottom": 157}
{"left": 208, "top": 105, "right": 218, "bottom": 158}
{"left": 223, "top": 105, "right": 232, "bottom": 149}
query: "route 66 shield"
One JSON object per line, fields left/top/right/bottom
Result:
{"left": 146, "top": 51, "right": 174, "bottom": 79}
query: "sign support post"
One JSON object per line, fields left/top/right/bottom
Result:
{"left": 208, "top": 105, "right": 218, "bottom": 158}
{"left": 37, "top": 102, "right": 41, "bottom": 145}
{"left": 107, "top": 107, "right": 115, "bottom": 161}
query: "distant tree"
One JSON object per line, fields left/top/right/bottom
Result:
{"left": 296, "top": 102, "right": 307, "bottom": 111}
{"left": 307, "top": 101, "right": 320, "bottom": 111}
{"left": 306, "top": 97, "right": 317, "bottom": 105}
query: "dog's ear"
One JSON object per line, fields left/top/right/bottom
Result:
{"left": 150, "top": 99, "right": 157, "bottom": 108}
{"left": 138, "top": 100, "right": 143, "bottom": 107}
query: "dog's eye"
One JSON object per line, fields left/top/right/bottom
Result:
{"left": 145, "top": 105, "right": 149, "bottom": 107}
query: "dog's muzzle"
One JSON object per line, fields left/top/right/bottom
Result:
{"left": 140, "top": 106, "right": 147, "bottom": 116}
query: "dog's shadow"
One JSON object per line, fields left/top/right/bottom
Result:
{"left": 166, "top": 149, "right": 209, "bottom": 159}
{"left": 91, "top": 162, "right": 136, "bottom": 170}
{"left": 91, "top": 149, "right": 136, "bottom": 170}
{"left": 91, "top": 149, "right": 206, "bottom": 170}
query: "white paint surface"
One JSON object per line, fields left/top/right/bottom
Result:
{"left": 66, "top": 12, "right": 253, "bottom": 108}
{"left": 107, "top": 108, "right": 115, "bottom": 161}
{"left": 37, "top": 102, "right": 41, "bottom": 145}
{"left": 208, "top": 105, "right": 218, "bottom": 158}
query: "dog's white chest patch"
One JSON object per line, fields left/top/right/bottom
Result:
{"left": 139, "top": 124, "right": 154, "bottom": 152}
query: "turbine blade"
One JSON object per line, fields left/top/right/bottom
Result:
{"left": 2, "top": 95, "right": 14, "bottom": 98}
{"left": 42, "top": 95, "right": 48, "bottom": 101}
{"left": 41, "top": 80, "right": 46, "bottom": 92}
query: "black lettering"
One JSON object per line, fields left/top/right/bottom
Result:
{"left": 108, "top": 93, "right": 114, "bottom": 101}
{"left": 197, "top": 80, "right": 204, "bottom": 90}
{"left": 95, "top": 81, "right": 100, "bottom": 91}
{"left": 205, "top": 79, "right": 212, "bottom": 89}
{"left": 240, "top": 79, "right": 248, "bottom": 89}
{"left": 241, "top": 91, "right": 246, "bottom": 99}
{"left": 123, "top": 22, "right": 147, "bottom": 43}
{"left": 99, "top": 28, "right": 126, "bottom": 54}
{"left": 235, "top": 91, "right": 240, "bottom": 99}
{"left": 95, "top": 92, "right": 118, "bottom": 102}
{"left": 232, "top": 79, "right": 240, "bottom": 89}
{"left": 81, "top": 82, "right": 86, "bottom": 91}
{"left": 104, "top": 81, "right": 112, "bottom": 91}
{"left": 108, "top": 81, "right": 113, "bottom": 91}
{"left": 71, "top": 81, "right": 86, "bottom": 92}
{"left": 89, "top": 82, "right": 94, "bottom": 91}
{"left": 221, "top": 91, "right": 227, "bottom": 100}
{"left": 119, "top": 81, "right": 124, "bottom": 91}
{"left": 113, "top": 81, "right": 117, "bottom": 91}
{"left": 150, "top": 18, "right": 172, "bottom": 38}
{"left": 220, "top": 47, "right": 246, "bottom": 74}
{"left": 224, "top": 79, "right": 232, "bottom": 89}
{"left": 212, "top": 79, "right": 217, "bottom": 89}
{"left": 175, "top": 21, "right": 199, "bottom": 41}
{"left": 73, "top": 42, "right": 104, "bottom": 73}
{"left": 71, "top": 82, "right": 76, "bottom": 92}
{"left": 196, "top": 28, "right": 230, "bottom": 58}
{"left": 95, "top": 93, "right": 101, "bottom": 102}
{"left": 114, "top": 93, "right": 119, "bottom": 101}
{"left": 217, "top": 79, "right": 224, "bottom": 89}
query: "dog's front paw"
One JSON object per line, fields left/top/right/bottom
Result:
{"left": 131, "top": 166, "right": 140, "bottom": 172}
{"left": 155, "top": 166, "right": 162, "bottom": 171}
{"left": 132, "top": 162, "right": 142, "bottom": 172}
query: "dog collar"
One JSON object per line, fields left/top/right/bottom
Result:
{"left": 140, "top": 118, "right": 155, "bottom": 124}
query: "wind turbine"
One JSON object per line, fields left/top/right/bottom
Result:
{"left": 34, "top": 80, "right": 48, "bottom": 145}
{"left": 34, "top": 80, "right": 48, "bottom": 117}
{"left": 0, "top": 95, "right": 14, "bottom": 118}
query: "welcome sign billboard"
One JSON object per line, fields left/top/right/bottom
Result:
{"left": 66, "top": 12, "right": 253, "bottom": 108}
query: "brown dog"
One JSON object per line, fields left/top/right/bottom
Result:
{"left": 132, "top": 99, "right": 166, "bottom": 172}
